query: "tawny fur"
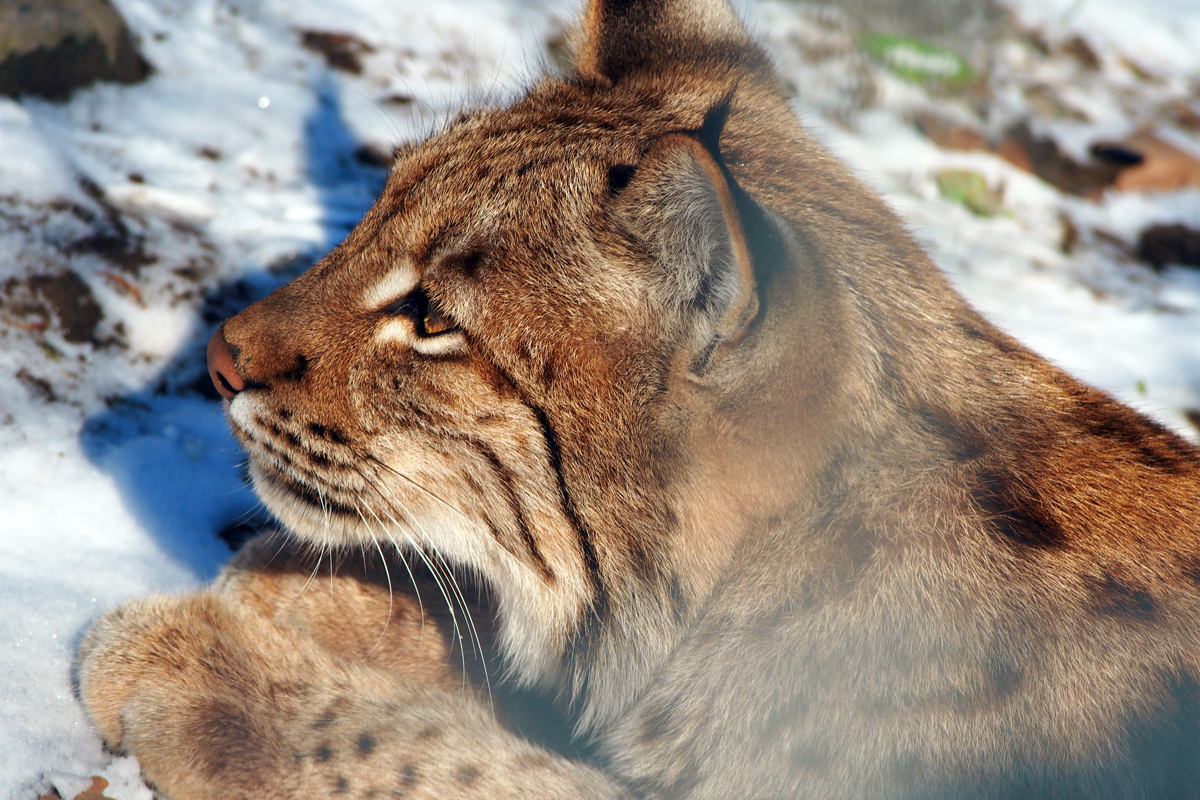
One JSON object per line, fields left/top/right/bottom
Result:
{"left": 79, "top": 0, "right": 1200, "bottom": 797}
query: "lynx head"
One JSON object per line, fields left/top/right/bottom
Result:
{"left": 207, "top": 0, "right": 889, "bottom": 709}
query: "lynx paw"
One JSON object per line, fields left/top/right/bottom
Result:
{"left": 77, "top": 590, "right": 618, "bottom": 800}
{"left": 78, "top": 591, "right": 338, "bottom": 797}
{"left": 78, "top": 594, "right": 201, "bottom": 752}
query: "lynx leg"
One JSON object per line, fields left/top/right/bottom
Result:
{"left": 211, "top": 532, "right": 469, "bottom": 683}
{"left": 79, "top": 537, "right": 622, "bottom": 799}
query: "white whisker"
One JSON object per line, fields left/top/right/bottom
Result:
{"left": 293, "top": 540, "right": 326, "bottom": 602}
{"left": 355, "top": 501, "right": 395, "bottom": 661}
{"left": 360, "top": 500, "right": 427, "bottom": 644}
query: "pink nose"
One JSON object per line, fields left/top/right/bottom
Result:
{"left": 207, "top": 327, "right": 245, "bottom": 400}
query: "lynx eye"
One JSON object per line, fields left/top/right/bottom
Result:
{"left": 382, "top": 288, "right": 459, "bottom": 337}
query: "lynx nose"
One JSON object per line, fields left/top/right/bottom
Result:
{"left": 207, "top": 327, "right": 245, "bottom": 400}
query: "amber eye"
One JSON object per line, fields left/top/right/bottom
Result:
{"left": 421, "top": 302, "right": 457, "bottom": 336}
{"left": 383, "top": 288, "right": 459, "bottom": 337}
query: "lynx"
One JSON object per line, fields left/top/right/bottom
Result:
{"left": 79, "top": 0, "right": 1200, "bottom": 797}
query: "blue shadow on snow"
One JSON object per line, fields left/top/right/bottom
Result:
{"left": 79, "top": 75, "right": 389, "bottom": 580}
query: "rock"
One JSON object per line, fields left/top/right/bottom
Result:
{"left": 0, "top": 0, "right": 150, "bottom": 100}
{"left": 1088, "top": 142, "right": 1145, "bottom": 168}
{"left": 353, "top": 142, "right": 395, "bottom": 168}
{"left": 1138, "top": 224, "right": 1200, "bottom": 270}
{"left": 16, "top": 368, "right": 57, "bottom": 403}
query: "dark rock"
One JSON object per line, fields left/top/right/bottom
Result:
{"left": 1138, "top": 224, "right": 1200, "bottom": 270}
{"left": 0, "top": 0, "right": 150, "bottom": 100}
{"left": 69, "top": 228, "right": 156, "bottom": 274}
{"left": 379, "top": 92, "right": 413, "bottom": 106}
{"left": 29, "top": 270, "right": 103, "bottom": 344}
{"left": 69, "top": 177, "right": 157, "bottom": 274}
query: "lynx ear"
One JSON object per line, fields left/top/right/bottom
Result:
{"left": 574, "top": 0, "right": 751, "bottom": 83}
{"left": 613, "top": 133, "right": 758, "bottom": 366}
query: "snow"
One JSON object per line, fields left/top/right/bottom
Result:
{"left": 1007, "top": 0, "right": 1200, "bottom": 76}
{"left": 2, "top": 0, "right": 1198, "bottom": 796}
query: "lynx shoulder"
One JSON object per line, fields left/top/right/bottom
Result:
{"left": 79, "top": 0, "right": 1200, "bottom": 797}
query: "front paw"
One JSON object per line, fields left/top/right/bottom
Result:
{"left": 78, "top": 592, "right": 321, "bottom": 799}
{"left": 77, "top": 591, "right": 622, "bottom": 800}
{"left": 214, "top": 532, "right": 466, "bottom": 685}
{"left": 78, "top": 594, "right": 194, "bottom": 752}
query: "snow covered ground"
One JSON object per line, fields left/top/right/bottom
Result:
{"left": 2, "top": 0, "right": 1198, "bottom": 796}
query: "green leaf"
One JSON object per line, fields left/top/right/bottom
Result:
{"left": 936, "top": 170, "right": 1004, "bottom": 217}
{"left": 862, "top": 33, "right": 974, "bottom": 87}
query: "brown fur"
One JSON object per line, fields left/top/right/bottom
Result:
{"left": 79, "top": 0, "right": 1200, "bottom": 797}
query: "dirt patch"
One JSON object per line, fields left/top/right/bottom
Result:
{"left": 16, "top": 368, "right": 58, "bottom": 403}
{"left": 1138, "top": 224, "right": 1200, "bottom": 270}
{"left": 300, "top": 29, "right": 374, "bottom": 75}
{"left": 997, "top": 122, "right": 1125, "bottom": 197}
{"left": 28, "top": 271, "right": 104, "bottom": 344}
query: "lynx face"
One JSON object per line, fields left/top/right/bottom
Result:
{"left": 207, "top": 60, "right": 803, "bottom": 685}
